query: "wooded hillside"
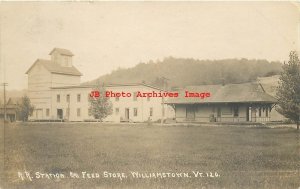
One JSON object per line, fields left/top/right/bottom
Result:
{"left": 86, "top": 57, "right": 283, "bottom": 89}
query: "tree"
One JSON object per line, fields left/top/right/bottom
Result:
{"left": 88, "top": 84, "right": 113, "bottom": 121}
{"left": 17, "top": 95, "right": 34, "bottom": 122}
{"left": 276, "top": 51, "right": 300, "bottom": 130}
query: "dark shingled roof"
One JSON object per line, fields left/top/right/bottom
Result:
{"left": 49, "top": 48, "right": 74, "bottom": 56}
{"left": 26, "top": 59, "right": 82, "bottom": 76}
{"left": 166, "top": 83, "right": 276, "bottom": 104}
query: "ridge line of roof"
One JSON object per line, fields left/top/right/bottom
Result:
{"left": 49, "top": 48, "right": 74, "bottom": 56}
{"left": 25, "top": 59, "right": 82, "bottom": 76}
{"left": 51, "top": 83, "right": 164, "bottom": 91}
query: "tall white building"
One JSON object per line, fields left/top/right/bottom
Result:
{"left": 26, "top": 48, "right": 174, "bottom": 122}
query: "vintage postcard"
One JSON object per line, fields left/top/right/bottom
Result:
{"left": 0, "top": 1, "right": 299, "bottom": 189}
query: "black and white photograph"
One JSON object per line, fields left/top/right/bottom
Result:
{"left": 0, "top": 1, "right": 299, "bottom": 189}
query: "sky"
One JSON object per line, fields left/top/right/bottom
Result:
{"left": 0, "top": 1, "right": 299, "bottom": 90}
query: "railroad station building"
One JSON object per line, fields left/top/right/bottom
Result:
{"left": 166, "top": 83, "right": 278, "bottom": 123}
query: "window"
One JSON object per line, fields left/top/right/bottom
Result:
{"left": 133, "top": 92, "right": 137, "bottom": 101}
{"left": 77, "top": 108, "right": 81, "bottom": 117}
{"left": 115, "top": 97, "right": 119, "bottom": 102}
{"left": 147, "top": 96, "right": 150, "bottom": 102}
{"left": 115, "top": 108, "right": 119, "bottom": 115}
{"left": 66, "top": 108, "right": 70, "bottom": 117}
{"left": 77, "top": 94, "right": 81, "bottom": 102}
{"left": 150, "top": 107, "right": 153, "bottom": 117}
{"left": 134, "top": 108, "right": 138, "bottom": 116}
{"left": 46, "top": 109, "right": 50, "bottom": 117}
{"left": 233, "top": 106, "right": 239, "bottom": 117}
{"left": 217, "top": 107, "right": 221, "bottom": 117}
{"left": 64, "top": 57, "right": 68, "bottom": 66}
{"left": 259, "top": 108, "right": 262, "bottom": 117}
{"left": 54, "top": 55, "right": 58, "bottom": 63}
{"left": 57, "top": 94, "right": 60, "bottom": 103}
{"left": 266, "top": 107, "right": 269, "bottom": 117}
{"left": 66, "top": 94, "right": 70, "bottom": 103}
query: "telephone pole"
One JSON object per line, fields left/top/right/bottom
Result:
{"left": 1, "top": 83, "right": 8, "bottom": 121}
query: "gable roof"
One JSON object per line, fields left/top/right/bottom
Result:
{"left": 166, "top": 82, "right": 277, "bottom": 104}
{"left": 7, "top": 97, "right": 22, "bottom": 105}
{"left": 25, "top": 59, "right": 82, "bottom": 76}
{"left": 49, "top": 48, "right": 74, "bottom": 56}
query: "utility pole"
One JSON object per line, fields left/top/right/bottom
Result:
{"left": 67, "top": 94, "right": 70, "bottom": 122}
{"left": 1, "top": 83, "right": 7, "bottom": 121}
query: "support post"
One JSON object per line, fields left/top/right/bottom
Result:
{"left": 1, "top": 83, "right": 7, "bottom": 121}
{"left": 160, "top": 77, "right": 169, "bottom": 125}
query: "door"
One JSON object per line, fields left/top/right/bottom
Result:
{"left": 57, "top": 109, "right": 63, "bottom": 119}
{"left": 125, "top": 108, "right": 130, "bottom": 121}
{"left": 36, "top": 109, "right": 43, "bottom": 119}
{"left": 246, "top": 107, "right": 252, "bottom": 122}
{"left": 216, "top": 107, "right": 221, "bottom": 122}
{"left": 186, "top": 106, "right": 195, "bottom": 120}
{"left": 251, "top": 107, "right": 256, "bottom": 122}
{"left": 246, "top": 107, "right": 249, "bottom": 121}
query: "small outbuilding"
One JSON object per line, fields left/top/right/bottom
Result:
{"left": 0, "top": 97, "right": 22, "bottom": 122}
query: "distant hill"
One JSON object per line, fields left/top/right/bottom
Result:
{"left": 85, "top": 57, "right": 283, "bottom": 89}
{"left": 0, "top": 58, "right": 282, "bottom": 104}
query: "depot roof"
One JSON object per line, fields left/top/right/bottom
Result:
{"left": 166, "top": 82, "right": 277, "bottom": 104}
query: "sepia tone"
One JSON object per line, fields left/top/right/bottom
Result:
{"left": 0, "top": 1, "right": 300, "bottom": 189}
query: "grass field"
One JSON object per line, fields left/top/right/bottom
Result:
{"left": 0, "top": 122, "right": 299, "bottom": 189}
